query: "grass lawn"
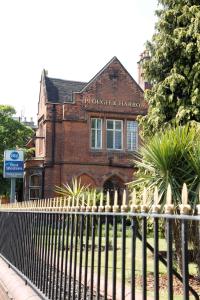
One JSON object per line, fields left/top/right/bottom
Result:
{"left": 45, "top": 223, "right": 199, "bottom": 299}
{"left": 79, "top": 233, "right": 199, "bottom": 299}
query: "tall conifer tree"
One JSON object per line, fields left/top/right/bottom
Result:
{"left": 141, "top": 0, "right": 200, "bottom": 136}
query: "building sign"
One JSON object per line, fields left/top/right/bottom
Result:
{"left": 83, "top": 97, "right": 144, "bottom": 108}
{"left": 3, "top": 150, "right": 24, "bottom": 178}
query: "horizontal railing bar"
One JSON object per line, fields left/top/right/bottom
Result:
{"left": 0, "top": 210, "right": 199, "bottom": 220}
{"left": 0, "top": 254, "right": 47, "bottom": 300}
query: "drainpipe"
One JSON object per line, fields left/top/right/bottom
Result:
{"left": 41, "top": 166, "right": 45, "bottom": 199}
{"left": 51, "top": 104, "right": 56, "bottom": 164}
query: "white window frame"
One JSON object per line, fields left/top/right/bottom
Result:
{"left": 127, "top": 120, "right": 138, "bottom": 151}
{"left": 91, "top": 118, "right": 102, "bottom": 149}
{"left": 106, "top": 119, "right": 123, "bottom": 150}
{"left": 29, "top": 174, "right": 41, "bottom": 200}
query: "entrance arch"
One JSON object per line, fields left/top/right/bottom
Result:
{"left": 103, "top": 175, "right": 125, "bottom": 205}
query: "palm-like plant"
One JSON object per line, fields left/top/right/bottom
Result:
{"left": 55, "top": 177, "right": 90, "bottom": 203}
{"left": 129, "top": 124, "right": 200, "bottom": 274}
{"left": 130, "top": 124, "right": 200, "bottom": 209}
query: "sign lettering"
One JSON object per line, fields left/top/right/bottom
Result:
{"left": 3, "top": 150, "right": 24, "bottom": 178}
{"left": 83, "top": 98, "right": 143, "bottom": 108}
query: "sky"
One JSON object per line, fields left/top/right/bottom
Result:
{"left": 0, "top": 0, "right": 158, "bottom": 122}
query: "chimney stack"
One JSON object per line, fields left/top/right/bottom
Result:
{"left": 137, "top": 50, "right": 151, "bottom": 90}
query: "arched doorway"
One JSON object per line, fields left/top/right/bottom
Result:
{"left": 103, "top": 175, "right": 125, "bottom": 205}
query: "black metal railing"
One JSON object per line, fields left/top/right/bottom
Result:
{"left": 0, "top": 192, "right": 200, "bottom": 300}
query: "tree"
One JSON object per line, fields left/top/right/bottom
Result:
{"left": 0, "top": 105, "right": 34, "bottom": 197}
{"left": 140, "top": 0, "right": 200, "bottom": 136}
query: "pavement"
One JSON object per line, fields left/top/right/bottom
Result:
{"left": 0, "top": 281, "right": 9, "bottom": 300}
{"left": 0, "top": 258, "right": 41, "bottom": 300}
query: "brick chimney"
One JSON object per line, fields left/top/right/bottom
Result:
{"left": 137, "top": 50, "right": 151, "bottom": 90}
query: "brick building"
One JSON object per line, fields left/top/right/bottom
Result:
{"left": 24, "top": 56, "right": 147, "bottom": 202}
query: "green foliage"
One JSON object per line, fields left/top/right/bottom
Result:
{"left": 0, "top": 105, "right": 34, "bottom": 161}
{"left": 130, "top": 125, "right": 200, "bottom": 209}
{"left": 140, "top": 1, "right": 200, "bottom": 136}
{"left": 55, "top": 177, "right": 104, "bottom": 206}
{"left": 130, "top": 125, "right": 200, "bottom": 273}
{"left": 55, "top": 177, "right": 91, "bottom": 203}
{"left": 0, "top": 105, "right": 34, "bottom": 196}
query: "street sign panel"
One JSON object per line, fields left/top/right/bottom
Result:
{"left": 3, "top": 150, "right": 24, "bottom": 178}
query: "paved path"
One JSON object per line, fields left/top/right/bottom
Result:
{"left": 0, "top": 258, "right": 41, "bottom": 300}
{"left": 0, "top": 281, "right": 9, "bottom": 300}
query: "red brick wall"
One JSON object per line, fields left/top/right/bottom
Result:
{"left": 25, "top": 58, "right": 146, "bottom": 199}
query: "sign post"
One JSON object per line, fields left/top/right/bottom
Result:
{"left": 3, "top": 150, "right": 24, "bottom": 203}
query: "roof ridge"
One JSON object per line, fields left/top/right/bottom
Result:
{"left": 47, "top": 77, "right": 87, "bottom": 84}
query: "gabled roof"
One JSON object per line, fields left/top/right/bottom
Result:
{"left": 43, "top": 56, "right": 143, "bottom": 103}
{"left": 44, "top": 77, "right": 86, "bottom": 103}
{"left": 79, "top": 56, "right": 143, "bottom": 93}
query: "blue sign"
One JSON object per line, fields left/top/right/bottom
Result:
{"left": 10, "top": 151, "right": 19, "bottom": 160}
{"left": 3, "top": 150, "right": 24, "bottom": 178}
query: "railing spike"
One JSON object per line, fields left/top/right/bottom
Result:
{"left": 67, "top": 197, "right": 70, "bottom": 207}
{"left": 60, "top": 197, "right": 62, "bottom": 210}
{"left": 100, "top": 191, "right": 103, "bottom": 207}
{"left": 106, "top": 191, "right": 110, "bottom": 206}
{"left": 141, "top": 187, "right": 148, "bottom": 212}
{"left": 121, "top": 189, "right": 129, "bottom": 212}
{"left": 166, "top": 184, "right": 172, "bottom": 205}
{"left": 179, "top": 183, "right": 191, "bottom": 214}
{"left": 152, "top": 186, "right": 161, "bottom": 213}
{"left": 182, "top": 183, "right": 188, "bottom": 205}
{"left": 93, "top": 190, "right": 96, "bottom": 207}
{"left": 131, "top": 189, "right": 136, "bottom": 205}
{"left": 76, "top": 196, "right": 79, "bottom": 208}
{"left": 165, "top": 184, "right": 174, "bottom": 214}
{"left": 130, "top": 189, "right": 139, "bottom": 212}
{"left": 122, "top": 189, "right": 126, "bottom": 206}
{"left": 99, "top": 190, "right": 104, "bottom": 212}
{"left": 81, "top": 194, "right": 85, "bottom": 207}
{"left": 154, "top": 186, "right": 159, "bottom": 206}
{"left": 105, "top": 191, "right": 111, "bottom": 212}
{"left": 114, "top": 190, "right": 118, "bottom": 206}
{"left": 113, "top": 190, "right": 119, "bottom": 212}
{"left": 87, "top": 193, "right": 90, "bottom": 207}
{"left": 92, "top": 190, "right": 97, "bottom": 212}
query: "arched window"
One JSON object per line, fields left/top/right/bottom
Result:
{"left": 29, "top": 174, "right": 41, "bottom": 200}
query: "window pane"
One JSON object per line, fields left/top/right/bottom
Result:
{"left": 127, "top": 121, "right": 138, "bottom": 150}
{"left": 91, "top": 129, "right": 96, "bottom": 148}
{"left": 30, "top": 188, "right": 40, "bottom": 199}
{"left": 127, "top": 132, "right": 132, "bottom": 149}
{"left": 30, "top": 175, "right": 40, "bottom": 187}
{"left": 91, "top": 119, "right": 102, "bottom": 149}
{"left": 107, "top": 120, "right": 113, "bottom": 129}
{"left": 97, "top": 129, "right": 101, "bottom": 148}
{"left": 97, "top": 119, "right": 101, "bottom": 129}
{"left": 107, "top": 131, "right": 113, "bottom": 148}
{"left": 115, "top": 131, "right": 122, "bottom": 149}
{"left": 115, "top": 121, "right": 122, "bottom": 130}
{"left": 91, "top": 119, "right": 96, "bottom": 129}
{"left": 128, "top": 121, "right": 137, "bottom": 131}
